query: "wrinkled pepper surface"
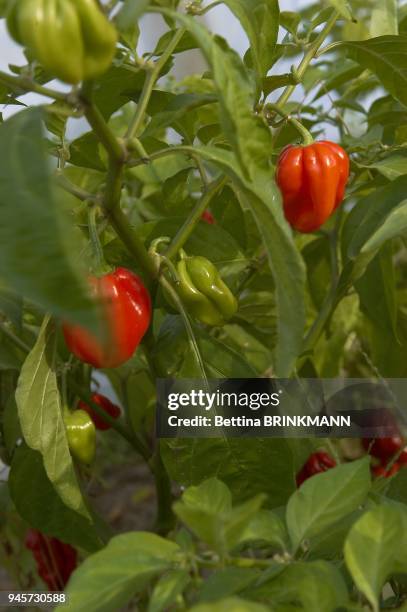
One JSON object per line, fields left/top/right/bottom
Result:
{"left": 276, "top": 141, "right": 350, "bottom": 233}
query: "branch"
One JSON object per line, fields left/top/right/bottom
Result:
{"left": 0, "top": 70, "right": 68, "bottom": 101}
{"left": 275, "top": 11, "right": 340, "bottom": 109}
{"left": 126, "top": 28, "right": 186, "bottom": 141}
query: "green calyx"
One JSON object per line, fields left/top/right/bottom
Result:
{"left": 176, "top": 253, "right": 238, "bottom": 326}
{"left": 6, "top": 0, "right": 117, "bottom": 84}
{"left": 64, "top": 409, "right": 96, "bottom": 465}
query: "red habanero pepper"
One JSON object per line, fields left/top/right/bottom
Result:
{"left": 78, "top": 393, "right": 121, "bottom": 431}
{"left": 63, "top": 268, "right": 151, "bottom": 369}
{"left": 276, "top": 141, "right": 350, "bottom": 233}
{"left": 296, "top": 451, "right": 336, "bottom": 487}
{"left": 201, "top": 210, "right": 215, "bottom": 224}
{"left": 372, "top": 463, "right": 400, "bottom": 479}
{"left": 25, "top": 529, "right": 77, "bottom": 591}
{"left": 362, "top": 436, "right": 407, "bottom": 464}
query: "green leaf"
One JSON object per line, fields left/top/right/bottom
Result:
{"left": 152, "top": 315, "right": 258, "bottom": 378}
{"left": 15, "top": 317, "right": 88, "bottom": 518}
{"left": 148, "top": 569, "right": 190, "bottom": 612}
{"left": 262, "top": 74, "right": 297, "bottom": 96}
{"left": 9, "top": 445, "right": 104, "bottom": 552}
{"left": 162, "top": 12, "right": 272, "bottom": 177}
{"left": 190, "top": 597, "right": 270, "bottom": 612}
{"left": 313, "top": 61, "right": 363, "bottom": 101}
{"left": 337, "top": 37, "right": 407, "bottom": 107}
{"left": 0, "top": 331, "right": 24, "bottom": 370}
{"left": 326, "top": 0, "right": 353, "bottom": 20}
{"left": 286, "top": 458, "right": 371, "bottom": 551}
{"left": 238, "top": 509, "right": 289, "bottom": 551}
{"left": 360, "top": 154, "right": 407, "bottom": 180}
{"left": 279, "top": 11, "right": 301, "bottom": 35}
{"left": 220, "top": 0, "right": 280, "bottom": 87}
{"left": 370, "top": 0, "right": 398, "bottom": 37}
{"left": 355, "top": 244, "right": 398, "bottom": 340}
{"left": 251, "top": 560, "right": 349, "bottom": 610}
{"left": 198, "top": 568, "right": 260, "bottom": 603}
{"left": 173, "top": 478, "right": 265, "bottom": 554}
{"left": 162, "top": 437, "right": 296, "bottom": 509}
{"left": 340, "top": 175, "right": 407, "bottom": 288}
{"left": 344, "top": 505, "right": 407, "bottom": 612}
{"left": 0, "top": 108, "right": 94, "bottom": 329}
{"left": 115, "top": 0, "right": 150, "bottom": 32}
{"left": 59, "top": 533, "right": 181, "bottom": 612}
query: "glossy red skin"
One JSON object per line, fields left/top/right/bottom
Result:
{"left": 372, "top": 463, "right": 400, "bottom": 479}
{"left": 276, "top": 141, "right": 350, "bottom": 233}
{"left": 25, "top": 529, "right": 77, "bottom": 591}
{"left": 362, "top": 436, "right": 406, "bottom": 462}
{"left": 78, "top": 393, "right": 121, "bottom": 431}
{"left": 201, "top": 210, "right": 215, "bottom": 224}
{"left": 63, "top": 268, "right": 151, "bottom": 369}
{"left": 296, "top": 451, "right": 336, "bottom": 487}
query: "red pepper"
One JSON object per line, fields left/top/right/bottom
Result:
{"left": 78, "top": 393, "right": 121, "bottom": 431}
{"left": 63, "top": 268, "right": 151, "bottom": 368}
{"left": 372, "top": 463, "right": 400, "bottom": 479}
{"left": 362, "top": 436, "right": 407, "bottom": 463}
{"left": 201, "top": 210, "right": 215, "bottom": 224}
{"left": 296, "top": 451, "right": 336, "bottom": 487}
{"left": 276, "top": 141, "right": 349, "bottom": 233}
{"left": 25, "top": 529, "right": 77, "bottom": 591}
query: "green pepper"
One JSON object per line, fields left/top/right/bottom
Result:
{"left": 64, "top": 409, "right": 96, "bottom": 465}
{"left": 176, "top": 253, "right": 238, "bottom": 326}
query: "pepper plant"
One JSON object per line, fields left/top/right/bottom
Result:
{"left": 0, "top": 0, "right": 407, "bottom": 610}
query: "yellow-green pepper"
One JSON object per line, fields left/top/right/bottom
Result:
{"left": 175, "top": 252, "right": 238, "bottom": 326}
{"left": 6, "top": 0, "right": 117, "bottom": 84}
{"left": 64, "top": 409, "right": 96, "bottom": 465}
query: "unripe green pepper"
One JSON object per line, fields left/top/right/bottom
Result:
{"left": 176, "top": 253, "right": 237, "bottom": 326}
{"left": 6, "top": 0, "right": 117, "bottom": 84}
{"left": 64, "top": 409, "right": 96, "bottom": 465}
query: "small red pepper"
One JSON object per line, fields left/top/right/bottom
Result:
{"left": 296, "top": 451, "right": 336, "bottom": 487}
{"left": 276, "top": 141, "right": 350, "bottom": 233}
{"left": 201, "top": 210, "right": 215, "bottom": 224}
{"left": 362, "top": 436, "right": 407, "bottom": 463}
{"left": 25, "top": 529, "right": 77, "bottom": 591}
{"left": 63, "top": 268, "right": 151, "bottom": 369}
{"left": 372, "top": 463, "right": 400, "bottom": 479}
{"left": 78, "top": 393, "right": 121, "bottom": 431}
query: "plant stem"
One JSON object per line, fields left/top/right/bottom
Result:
{"left": 80, "top": 82, "right": 156, "bottom": 282}
{"left": 275, "top": 10, "right": 340, "bottom": 109}
{"left": 0, "top": 322, "right": 31, "bottom": 353}
{"left": 0, "top": 70, "right": 67, "bottom": 101}
{"left": 150, "top": 449, "right": 175, "bottom": 534}
{"left": 264, "top": 104, "right": 314, "bottom": 144}
{"left": 165, "top": 175, "right": 227, "bottom": 259}
{"left": 126, "top": 28, "right": 186, "bottom": 140}
{"left": 55, "top": 173, "right": 98, "bottom": 202}
{"left": 80, "top": 83, "right": 124, "bottom": 162}
{"left": 107, "top": 205, "right": 158, "bottom": 280}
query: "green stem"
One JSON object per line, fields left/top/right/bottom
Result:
{"left": 275, "top": 10, "right": 340, "bottom": 109}
{"left": 265, "top": 105, "right": 314, "bottom": 144}
{"left": 80, "top": 83, "right": 124, "bottom": 162}
{"left": 126, "top": 28, "right": 186, "bottom": 140}
{"left": 107, "top": 205, "right": 157, "bottom": 280}
{"left": 87, "top": 206, "right": 105, "bottom": 273}
{"left": 165, "top": 176, "right": 227, "bottom": 260}
{"left": 55, "top": 173, "right": 98, "bottom": 202}
{"left": 0, "top": 322, "right": 31, "bottom": 353}
{"left": 0, "top": 70, "right": 68, "bottom": 101}
{"left": 149, "top": 449, "right": 175, "bottom": 534}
